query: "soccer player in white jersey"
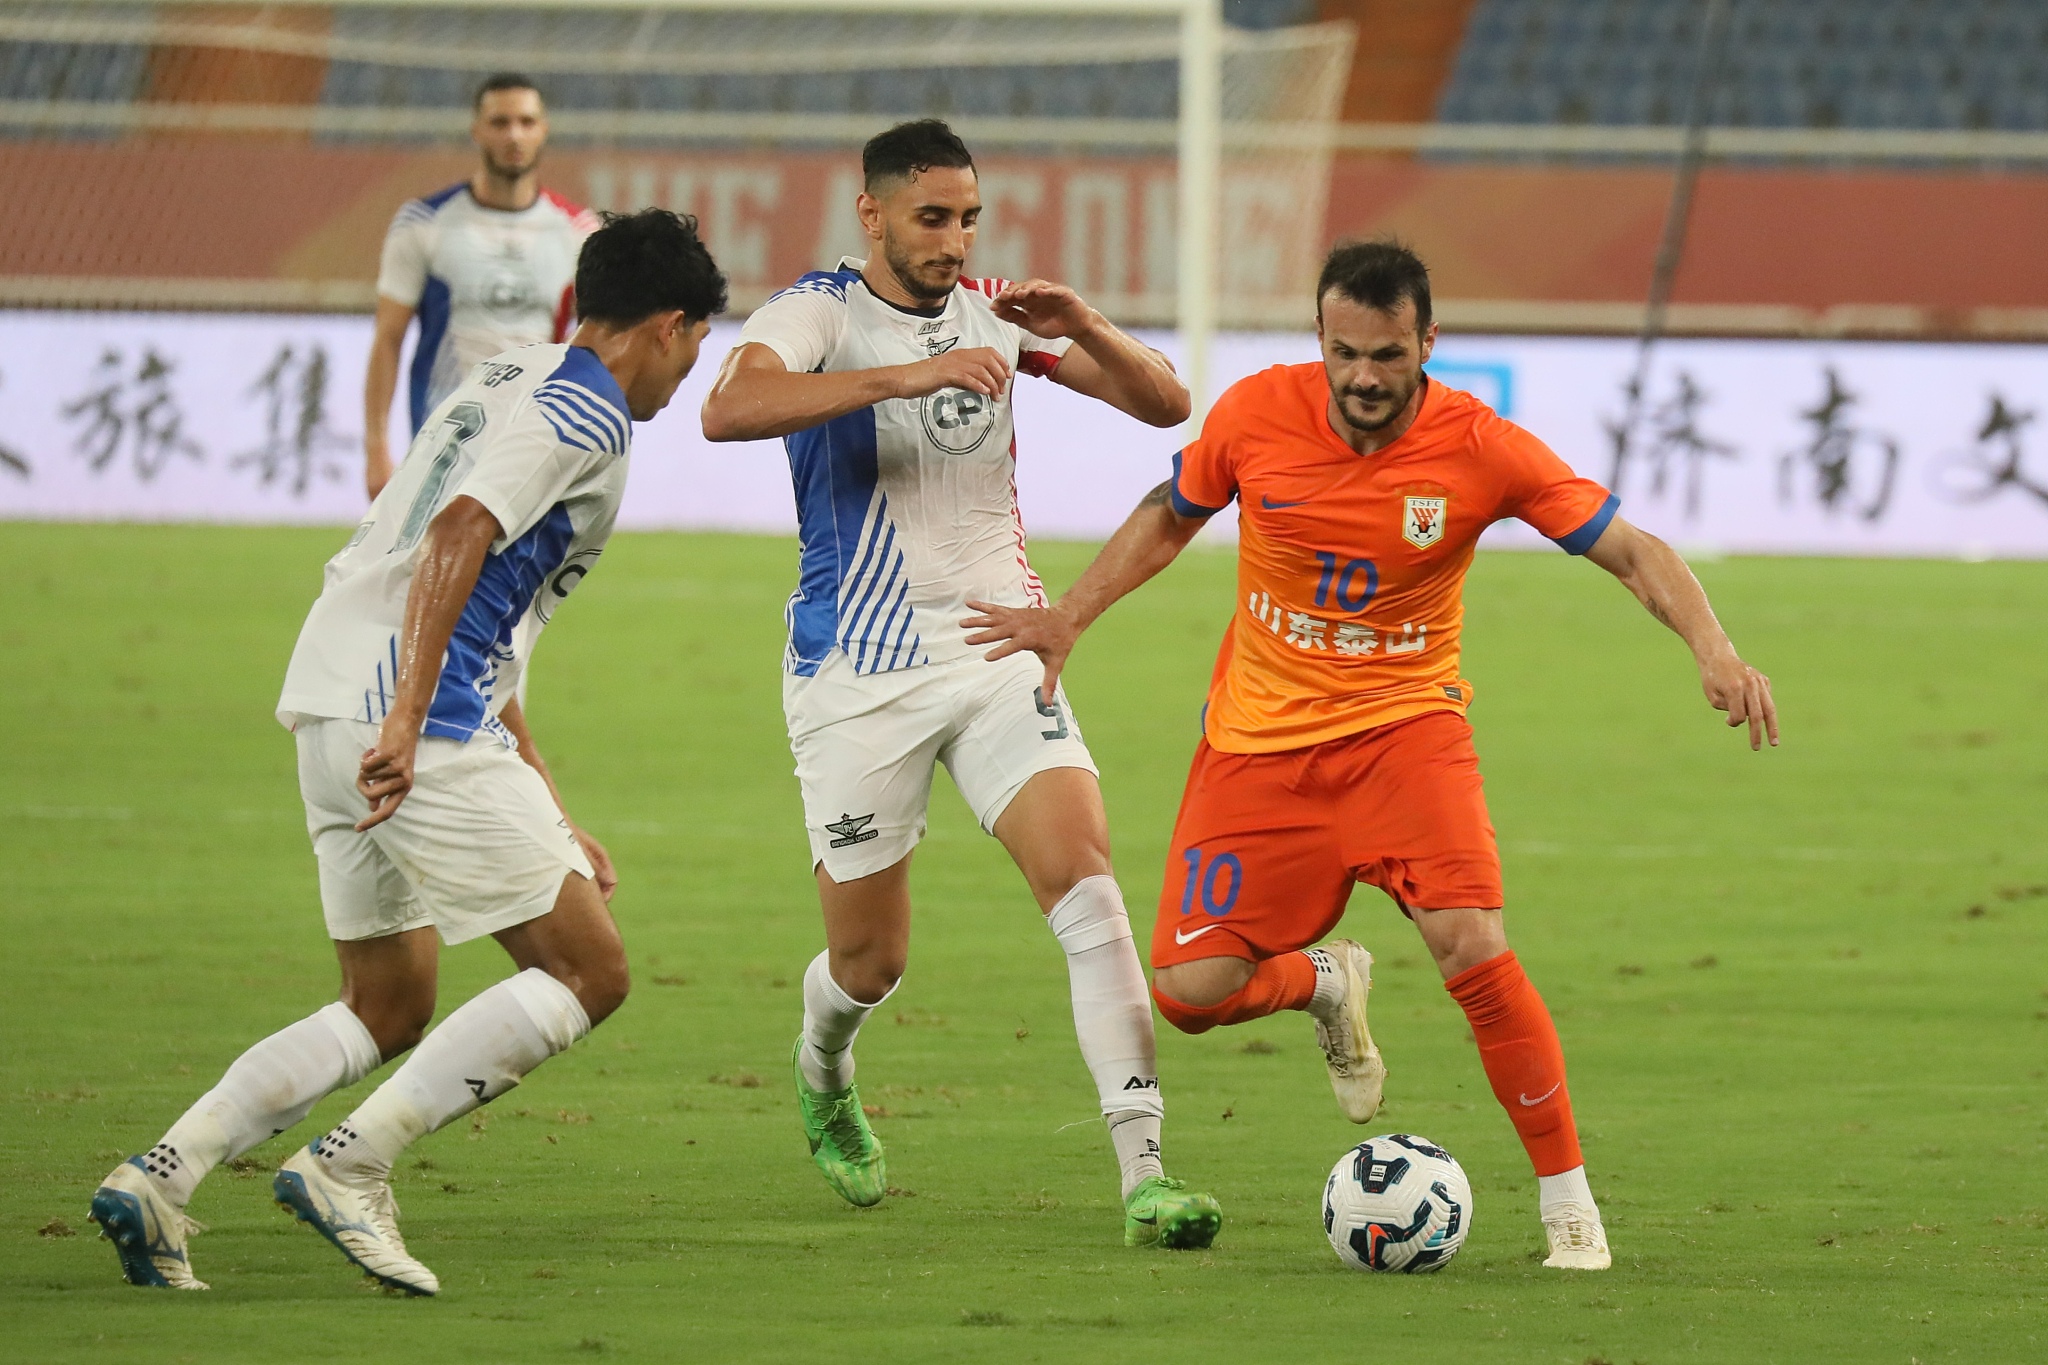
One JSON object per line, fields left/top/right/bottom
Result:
{"left": 702, "top": 119, "right": 1221, "bottom": 1248}
{"left": 362, "top": 73, "right": 599, "bottom": 499}
{"left": 87, "top": 211, "right": 727, "bottom": 1295}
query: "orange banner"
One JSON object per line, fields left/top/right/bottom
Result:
{"left": 4, "top": 141, "right": 2045, "bottom": 333}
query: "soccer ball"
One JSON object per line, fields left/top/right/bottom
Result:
{"left": 1322, "top": 1133, "right": 1472, "bottom": 1273}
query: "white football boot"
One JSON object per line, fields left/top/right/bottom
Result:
{"left": 1542, "top": 1203, "right": 1613, "bottom": 1269}
{"left": 1310, "top": 940, "right": 1387, "bottom": 1123}
{"left": 273, "top": 1146, "right": 440, "bottom": 1295}
{"left": 88, "top": 1157, "right": 209, "bottom": 1290}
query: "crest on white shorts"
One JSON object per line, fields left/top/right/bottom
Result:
{"left": 1402, "top": 495, "right": 1447, "bottom": 549}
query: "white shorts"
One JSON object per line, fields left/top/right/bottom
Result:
{"left": 295, "top": 718, "right": 593, "bottom": 945}
{"left": 783, "top": 649, "right": 1099, "bottom": 881}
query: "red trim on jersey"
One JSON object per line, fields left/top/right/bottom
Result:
{"left": 552, "top": 284, "right": 577, "bottom": 343}
{"left": 542, "top": 187, "right": 601, "bottom": 233}
{"left": 964, "top": 277, "right": 1064, "bottom": 377}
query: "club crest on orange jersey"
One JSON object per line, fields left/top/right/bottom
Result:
{"left": 1402, "top": 495, "right": 1447, "bottom": 549}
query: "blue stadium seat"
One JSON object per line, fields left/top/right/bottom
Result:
{"left": 1435, "top": 0, "right": 2048, "bottom": 134}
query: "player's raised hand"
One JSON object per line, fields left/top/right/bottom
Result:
{"left": 963, "top": 599, "right": 1079, "bottom": 702}
{"left": 895, "top": 346, "right": 1012, "bottom": 401}
{"left": 354, "top": 721, "right": 419, "bottom": 831}
{"left": 1701, "top": 653, "right": 1779, "bottom": 751}
{"left": 991, "top": 279, "right": 1096, "bottom": 339}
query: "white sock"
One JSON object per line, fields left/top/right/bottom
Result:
{"left": 798, "top": 951, "right": 891, "bottom": 1092}
{"left": 1538, "top": 1165, "right": 1600, "bottom": 1218}
{"left": 314, "top": 969, "right": 589, "bottom": 1182}
{"left": 1047, "top": 876, "right": 1165, "bottom": 1197}
{"left": 1107, "top": 1109, "right": 1165, "bottom": 1199}
{"left": 144, "top": 1002, "right": 380, "bottom": 1207}
{"left": 1303, "top": 946, "right": 1346, "bottom": 1023}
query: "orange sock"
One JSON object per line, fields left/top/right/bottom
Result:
{"left": 1444, "top": 950, "right": 1583, "bottom": 1177}
{"left": 1152, "top": 953, "right": 1318, "bottom": 1035}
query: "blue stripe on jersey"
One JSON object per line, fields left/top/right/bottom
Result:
{"left": 541, "top": 347, "right": 632, "bottom": 440}
{"left": 547, "top": 381, "right": 628, "bottom": 448}
{"left": 423, "top": 503, "right": 575, "bottom": 740}
{"left": 768, "top": 266, "right": 860, "bottom": 304}
{"left": 407, "top": 274, "right": 452, "bottom": 434}
{"left": 783, "top": 404, "right": 921, "bottom": 677}
{"left": 837, "top": 497, "right": 923, "bottom": 673}
{"left": 1552, "top": 492, "right": 1620, "bottom": 556}
{"left": 534, "top": 390, "right": 616, "bottom": 455}
{"left": 534, "top": 382, "right": 628, "bottom": 456}
{"left": 392, "top": 182, "right": 465, "bottom": 230}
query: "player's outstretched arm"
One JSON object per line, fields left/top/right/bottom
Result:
{"left": 1583, "top": 515, "right": 1780, "bottom": 751}
{"left": 354, "top": 495, "right": 500, "bottom": 831}
{"left": 964, "top": 479, "right": 1208, "bottom": 699}
{"left": 993, "top": 279, "right": 1189, "bottom": 428}
{"left": 701, "top": 341, "right": 1015, "bottom": 442}
{"left": 362, "top": 297, "right": 414, "bottom": 500}
{"left": 496, "top": 697, "right": 617, "bottom": 902}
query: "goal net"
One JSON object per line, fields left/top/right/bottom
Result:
{"left": 0, "top": 0, "right": 1355, "bottom": 398}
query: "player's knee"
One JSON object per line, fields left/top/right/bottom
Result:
{"left": 1153, "top": 958, "right": 1252, "bottom": 1006}
{"left": 574, "top": 946, "right": 631, "bottom": 1026}
{"left": 1031, "top": 852, "right": 1116, "bottom": 916}
{"left": 836, "top": 953, "right": 905, "bottom": 1006}
{"left": 346, "top": 992, "right": 434, "bottom": 1062}
{"left": 1416, "top": 906, "right": 1509, "bottom": 979}
{"left": 1150, "top": 958, "right": 1254, "bottom": 1033}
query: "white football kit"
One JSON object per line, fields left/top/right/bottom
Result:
{"left": 740, "top": 259, "right": 1097, "bottom": 879}
{"left": 377, "top": 184, "right": 598, "bottom": 434}
{"left": 278, "top": 343, "right": 633, "bottom": 943}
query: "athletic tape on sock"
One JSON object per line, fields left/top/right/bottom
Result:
{"left": 315, "top": 1000, "right": 383, "bottom": 1082}
{"left": 1047, "top": 874, "right": 1135, "bottom": 954}
{"left": 501, "top": 968, "right": 592, "bottom": 1053}
{"left": 1047, "top": 877, "right": 1163, "bottom": 1122}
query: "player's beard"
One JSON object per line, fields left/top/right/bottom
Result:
{"left": 1333, "top": 373, "right": 1420, "bottom": 434}
{"left": 881, "top": 230, "right": 962, "bottom": 304}
{"left": 482, "top": 145, "right": 540, "bottom": 184}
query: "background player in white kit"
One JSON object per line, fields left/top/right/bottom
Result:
{"left": 701, "top": 120, "right": 1219, "bottom": 1248}
{"left": 362, "top": 73, "right": 598, "bottom": 499}
{"left": 88, "top": 211, "right": 727, "bottom": 1295}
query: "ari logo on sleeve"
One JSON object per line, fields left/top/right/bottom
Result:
{"left": 1401, "top": 495, "right": 1447, "bottom": 549}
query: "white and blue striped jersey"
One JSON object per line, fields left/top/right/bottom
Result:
{"left": 277, "top": 343, "right": 631, "bottom": 742}
{"left": 376, "top": 184, "right": 597, "bottom": 434}
{"left": 738, "top": 258, "right": 1071, "bottom": 678}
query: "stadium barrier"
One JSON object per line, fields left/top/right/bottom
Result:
{"left": 7, "top": 143, "right": 2047, "bottom": 338}
{"left": 3, "top": 311, "right": 2046, "bottom": 558}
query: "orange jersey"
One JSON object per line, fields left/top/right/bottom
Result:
{"left": 1172, "top": 363, "right": 1616, "bottom": 754}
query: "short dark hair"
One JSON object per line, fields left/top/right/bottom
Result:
{"left": 474, "top": 72, "right": 542, "bottom": 111}
{"left": 1317, "top": 239, "right": 1432, "bottom": 334}
{"left": 862, "top": 118, "right": 975, "bottom": 191}
{"left": 574, "top": 210, "right": 728, "bottom": 327}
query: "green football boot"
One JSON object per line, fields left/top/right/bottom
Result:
{"left": 792, "top": 1039, "right": 886, "bottom": 1207}
{"left": 1124, "top": 1175, "right": 1223, "bottom": 1249}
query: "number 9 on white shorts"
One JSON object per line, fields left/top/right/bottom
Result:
{"left": 782, "top": 649, "right": 1099, "bottom": 882}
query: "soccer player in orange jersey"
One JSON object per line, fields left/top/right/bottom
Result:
{"left": 963, "top": 240, "right": 1778, "bottom": 1271}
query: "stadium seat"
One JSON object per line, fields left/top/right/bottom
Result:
{"left": 1433, "top": 0, "right": 2048, "bottom": 139}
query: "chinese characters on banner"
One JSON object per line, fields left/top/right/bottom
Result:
{"left": 1, "top": 312, "right": 2046, "bottom": 557}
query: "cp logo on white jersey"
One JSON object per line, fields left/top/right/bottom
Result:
{"left": 921, "top": 388, "right": 995, "bottom": 454}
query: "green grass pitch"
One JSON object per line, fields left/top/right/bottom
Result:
{"left": 4, "top": 522, "right": 2046, "bottom": 1364}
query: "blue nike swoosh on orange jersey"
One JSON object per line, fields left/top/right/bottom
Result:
{"left": 1260, "top": 496, "right": 1306, "bottom": 509}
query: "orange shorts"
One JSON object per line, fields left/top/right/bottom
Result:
{"left": 1151, "top": 709, "right": 1503, "bottom": 968}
